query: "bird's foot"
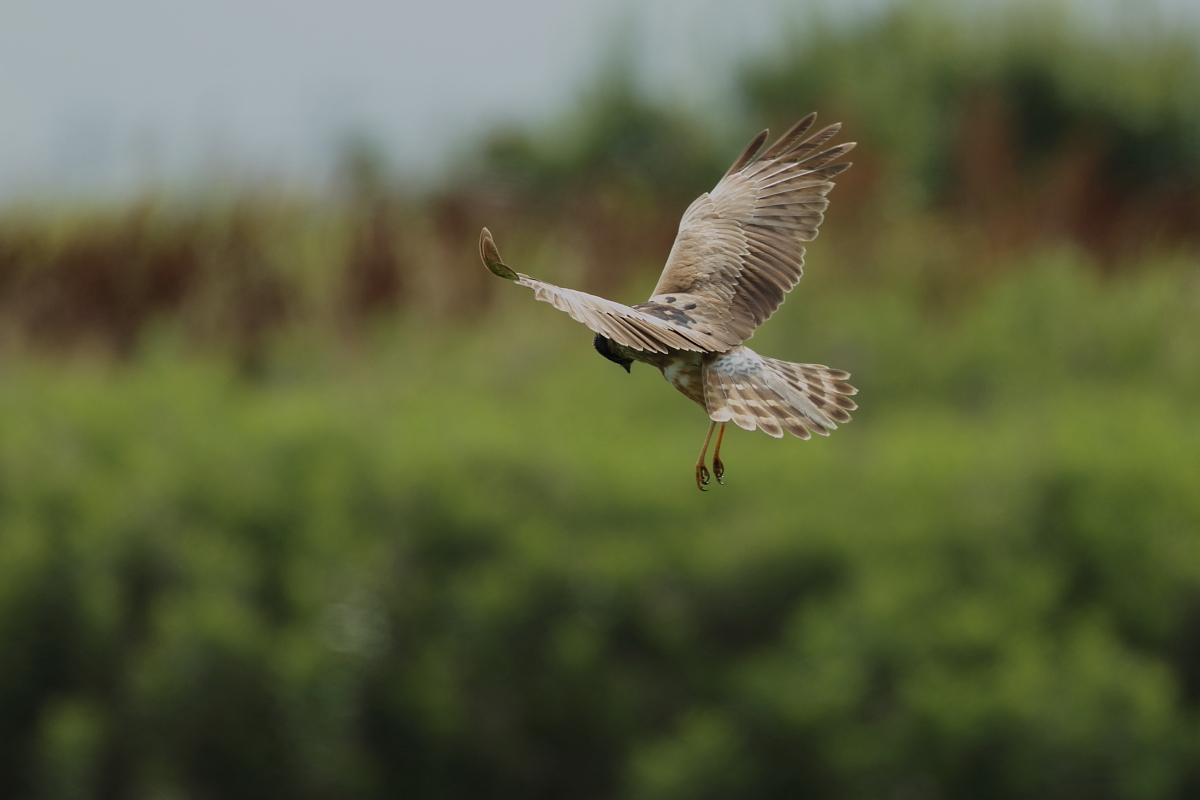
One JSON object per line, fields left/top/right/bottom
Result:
{"left": 695, "top": 462, "right": 710, "bottom": 491}
{"left": 713, "top": 455, "right": 725, "bottom": 485}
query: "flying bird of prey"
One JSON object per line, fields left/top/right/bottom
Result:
{"left": 479, "top": 112, "right": 858, "bottom": 490}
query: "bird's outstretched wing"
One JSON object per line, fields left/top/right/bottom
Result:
{"left": 649, "top": 113, "right": 854, "bottom": 343}
{"left": 479, "top": 228, "right": 737, "bottom": 353}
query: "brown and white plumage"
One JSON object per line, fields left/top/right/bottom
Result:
{"left": 480, "top": 231, "right": 735, "bottom": 353}
{"left": 650, "top": 113, "right": 852, "bottom": 342}
{"left": 704, "top": 349, "right": 857, "bottom": 440}
{"left": 479, "top": 112, "right": 859, "bottom": 489}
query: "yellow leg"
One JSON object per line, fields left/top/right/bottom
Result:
{"left": 694, "top": 420, "right": 716, "bottom": 491}
{"left": 711, "top": 423, "right": 727, "bottom": 484}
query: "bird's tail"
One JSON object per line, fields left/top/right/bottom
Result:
{"left": 703, "top": 347, "right": 858, "bottom": 439}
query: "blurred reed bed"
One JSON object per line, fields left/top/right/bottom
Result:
{"left": 1, "top": 5, "right": 1198, "bottom": 364}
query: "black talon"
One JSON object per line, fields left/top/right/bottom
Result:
{"left": 696, "top": 463, "right": 711, "bottom": 491}
{"left": 713, "top": 456, "right": 725, "bottom": 485}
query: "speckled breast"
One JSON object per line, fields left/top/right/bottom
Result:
{"left": 657, "top": 351, "right": 707, "bottom": 408}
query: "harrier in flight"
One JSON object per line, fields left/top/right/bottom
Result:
{"left": 479, "top": 113, "right": 858, "bottom": 490}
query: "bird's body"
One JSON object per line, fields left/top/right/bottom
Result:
{"left": 660, "top": 352, "right": 707, "bottom": 407}
{"left": 600, "top": 339, "right": 706, "bottom": 404}
{"left": 480, "top": 112, "right": 859, "bottom": 489}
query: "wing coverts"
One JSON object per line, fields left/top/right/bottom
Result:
{"left": 479, "top": 228, "right": 733, "bottom": 353}
{"left": 478, "top": 112, "right": 854, "bottom": 352}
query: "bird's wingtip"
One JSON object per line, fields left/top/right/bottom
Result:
{"left": 479, "top": 227, "right": 518, "bottom": 280}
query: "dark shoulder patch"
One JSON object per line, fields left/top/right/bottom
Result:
{"left": 632, "top": 301, "right": 695, "bottom": 327}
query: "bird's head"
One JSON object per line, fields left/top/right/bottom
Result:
{"left": 593, "top": 334, "right": 632, "bottom": 373}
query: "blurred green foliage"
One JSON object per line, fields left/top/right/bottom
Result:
{"left": 479, "top": 36, "right": 728, "bottom": 207}
{"left": 3, "top": 246, "right": 1199, "bottom": 798}
{"left": 740, "top": 3, "right": 1200, "bottom": 196}
{"left": 3, "top": 3, "right": 1200, "bottom": 799}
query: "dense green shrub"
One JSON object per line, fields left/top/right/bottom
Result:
{"left": 2, "top": 248, "right": 1198, "bottom": 799}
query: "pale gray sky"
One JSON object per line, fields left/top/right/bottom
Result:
{"left": 1, "top": 0, "right": 1196, "bottom": 199}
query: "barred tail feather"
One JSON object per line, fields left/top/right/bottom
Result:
{"left": 703, "top": 347, "right": 857, "bottom": 439}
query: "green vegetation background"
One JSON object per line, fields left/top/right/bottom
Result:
{"left": 3, "top": 5, "right": 1200, "bottom": 798}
